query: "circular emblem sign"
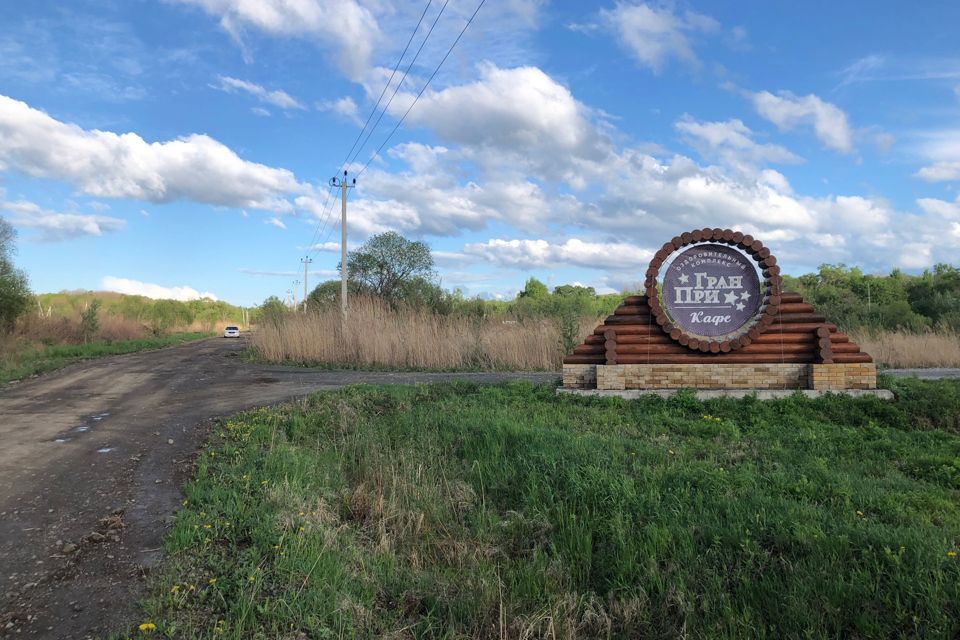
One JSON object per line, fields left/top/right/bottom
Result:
{"left": 661, "top": 244, "right": 761, "bottom": 339}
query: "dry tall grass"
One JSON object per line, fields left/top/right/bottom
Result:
{"left": 253, "top": 297, "right": 593, "bottom": 370}
{"left": 851, "top": 330, "right": 960, "bottom": 368}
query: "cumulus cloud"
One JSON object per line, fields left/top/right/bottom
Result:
{"left": 750, "top": 90, "right": 853, "bottom": 152}
{"left": 101, "top": 276, "right": 218, "bottom": 301}
{"left": 0, "top": 94, "right": 309, "bottom": 211}
{"left": 216, "top": 76, "right": 304, "bottom": 110}
{"left": 170, "top": 0, "right": 379, "bottom": 77}
{"left": 586, "top": 2, "right": 719, "bottom": 73}
{"left": 913, "top": 129, "right": 960, "bottom": 182}
{"left": 462, "top": 238, "right": 654, "bottom": 270}
{"left": 918, "top": 196, "right": 960, "bottom": 218}
{"left": 916, "top": 162, "right": 960, "bottom": 182}
{"left": 675, "top": 116, "right": 802, "bottom": 169}
{"left": 265, "top": 217, "right": 287, "bottom": 229}
{"left": 317, "top": 96, "right": 362, "bottom": 125}
{"left": 385, "top": 64, "right": 611, "bottom": 186}
{"left": 1, "top": 198, "right": 125, "bottom": 241}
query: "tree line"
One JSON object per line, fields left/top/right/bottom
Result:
{"left": 273, "top": 231, "right": 960, "bottom": 336}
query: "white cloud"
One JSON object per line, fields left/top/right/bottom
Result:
{"left": 1, "top": 198, "right": 125, "bottom": 241}
{"left": 265, "top": 217, "right": 287, "bottom": 229}
{"left": 317, "top": 96, "right": 362, "bottom": 125}
{"left": 675, "top": 116, "right": 801, "bottom": 169}
{"left": 101, "top": 276, "right": 218, "bottom": 301}
{"left": 216, "top": 76, "right": 304, "bottom": 110}
{"left": 750, "top": 90, "right": 853, "bottom": 152}
{"left": 917, "top": 196, "right": 960, "bottom": 218}
{"left": 386, "top": 64, "right": 610, "bottom": 186}
{"left": 0, "top": 94, "right": 310, "bottom": 211}
{"left": 915, "top": 161, "right": 960, "bottom": 182}
{"left": 239, "top": 267, "right": 336, "bottom": 277}
{"left": 462, "top": 238, "right": 653, "bottom": 270}
{"left": 591, "top": 2, "right": 719, "bottom": 73}
{"left": 170, "top": 0, "right": 379, "bottom": 77}
{"left": 913, "top": 129, "right": 960, "bottom": 182}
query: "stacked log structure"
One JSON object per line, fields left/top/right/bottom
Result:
{"left": 563, "top": 292, "right": 872, "bottom": 366}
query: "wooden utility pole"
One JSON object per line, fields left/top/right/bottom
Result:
{"left": 330, "top": 170, "right": 355, "bottom": 315}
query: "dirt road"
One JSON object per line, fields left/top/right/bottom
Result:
{"left": 0, "top": 337, "right": 557, "bottom": 639}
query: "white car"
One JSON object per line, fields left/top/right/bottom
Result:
{"left": 223, "top": 326, "right": 241, "bottom": 338}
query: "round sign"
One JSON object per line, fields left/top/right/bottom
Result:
{"left": 661, "top": 244, "right": 761, "bottom": 339}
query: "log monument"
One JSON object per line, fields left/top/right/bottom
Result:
{"left": 562, "top": 228, "right": 877, "bottom": 391}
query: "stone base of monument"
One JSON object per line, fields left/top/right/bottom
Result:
{"left": 563, "top": 363, "right": 878, "bottom": 391}
{"left": 556, "top": 386, "right": 894, "bottom": 401}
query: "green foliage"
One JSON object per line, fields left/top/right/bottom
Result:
{"left": 79, "top": 299, "right": 101, "bottom": 343}
{"left": 785, "top": 263, "right": 960, "bottom": 332}
{"left": 35, "top": 291, "right": 245, "bottom": 332}
{"left": 345, "top": 231, "right": 435, "bottom": 306}
{"left": 141, "top": 382, "right": 960, "bottom": 638}
{"left": 256, "top": 295, "right": 288, "bottom": 326}
{"left": 0, "top": 217, "right": 31, "bottom": 333}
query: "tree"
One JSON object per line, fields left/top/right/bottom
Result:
{"left": 257, "top": 296, "right": 288, "bottom": 326}
{"left": 345, "top": 232, "right": 435, "bottom": 305}
{"left": 0, "top": 217, "right": 30, "bottom": 333}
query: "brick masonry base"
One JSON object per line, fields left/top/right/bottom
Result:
{"left": 562, "top": 363, "right": 877, "bottom": 391}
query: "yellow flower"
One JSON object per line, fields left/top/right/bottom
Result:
{"left": 715, "top": 417, "right": 722, "bottom": 422}
{"left": 856, "top": 510, "right": 864, "bottom": 517}
{"left": 248, "top": 575, "right": 255, "bottom": 582}
{"left": 203, "top": 524, "right": 212, "bottom": 529}
{"left": 298, "top": 511, "right": 305, "bottom": 516}
{"left": 170, "top": 585, "right": 180, "bottom": 594}
{"left": 208, "top": 577, "right": 217, "bottom": 585}
{"left": 138, "top": 622, "right": 156, "bottom": 632}
{"left": 261, "top": 480, "right": 268, "bottom": 485}
{"left": 188, "top": 584, "right": 196, "bottom": 591}
{"left": 668, "top": 449, "right": 675, "bottom": 456}
{"left": 949, "top": 551, "right": 957, "bottom": 557}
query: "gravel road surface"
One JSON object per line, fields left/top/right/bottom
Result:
{"left": 0, "top": 337, "right": 557, "bottom": 639}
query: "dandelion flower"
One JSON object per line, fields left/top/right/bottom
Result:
{"left": 949, "top": 551, "right": 957, "bottom": 557}
{"left": 668, "top": 449, "right": 675, "bottom": 455}
{"left": 208, "top": 577, "right": 217, "bottom": 585}
{"left": 138, "top": 622, "right": 156, "bottom": 632}
{"left": 204, "top": 524, "right": 212, "bottom": 529}
{"left": 170, "top": 585, "right": 180, "bottom": 594}
{"left": 856, "top": 511, "right": 864, "bottom": 517}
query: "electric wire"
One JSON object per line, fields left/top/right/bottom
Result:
{"left": 356, "top": 0, "right": 486, "bottom": 179}
{"left": 309, "top": 0, "right": 436, "bottom": 255}
{"left": 337, "top": 0, "right": 434, "bottom": 174}
{"left": 345, "top": 0, "right": 452, "bottom": 168}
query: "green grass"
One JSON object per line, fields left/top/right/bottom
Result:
{"left": 0, "top": 332, "right": 212, "bottom": 384}
{"left": 133, "top": 379, "right": 960, "bottom": 639}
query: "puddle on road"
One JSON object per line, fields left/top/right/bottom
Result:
{"left": 91, "top": 413, "right": 109, "bottom": 422}
{"left": 53, "top": 437, "right": 72, "bottom": 443}
{"left": 97, "top": 447, "right": 114, "bottom": 454}
{"left": 73, "top": 425, "right": 90, "bottom": 433}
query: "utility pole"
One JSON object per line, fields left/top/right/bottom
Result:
{"left": 330, "top": 170, "right": 355, "bottom": 315}
{"left": 301, "top": 256, "right": 312, "bottom": 312}
{"left": 291, "top": 280, "right": 300, "bottom": 309}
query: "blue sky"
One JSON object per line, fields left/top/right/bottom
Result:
{"left": 1, "top": 0, "right": 959, "bottom": 306}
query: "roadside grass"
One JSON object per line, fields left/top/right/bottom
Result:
{"left": 133, "top": 379, "right": 960, "bottom": 639}
{"left": 0, "top": 332, "right": 212, "bottom": 385}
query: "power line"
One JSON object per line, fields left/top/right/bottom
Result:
{"left": 303, "top": 182, "right": 337, "bottom": 259}
{"left": 337, "top": 0, "right": 434, "bottom": 174}
{"left": 357, "top": 0, "right": 486, "bottom": 179}
{"left": 310, "top": 0, "right": 450, "bottom": 262}
{"left": 346, "top": 0, "right": 452, "bottom": 168}
{"left": 307, "top": 1, "right": 437, "bottom": 259}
